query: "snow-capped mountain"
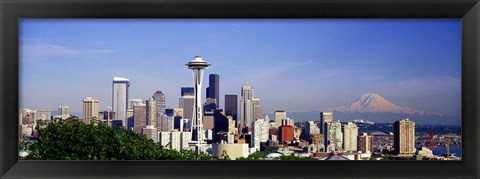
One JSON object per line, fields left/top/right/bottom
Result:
{"left": 328, "top": 93, "right": 429, "bottom": 115}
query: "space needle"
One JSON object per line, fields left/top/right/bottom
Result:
{"left": 186, "top": 55, "right": 210, "bottom": 154}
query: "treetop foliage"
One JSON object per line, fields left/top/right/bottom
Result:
{"left": 26, "top": 116, "right": 215, "bottom": 160}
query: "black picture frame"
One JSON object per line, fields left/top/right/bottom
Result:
{"left": 1, "top": 0, "right": 479, "bottom": 178}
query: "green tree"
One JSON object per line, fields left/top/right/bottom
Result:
{"left": 26, "top": 116, "right": 215, "bottom": 160}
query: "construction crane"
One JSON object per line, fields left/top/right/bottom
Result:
{"left": 427, "top": 128, "right": 435, "bottom": 149}
{"left": 445, "top": 137, "right": 451, "bottom": 158}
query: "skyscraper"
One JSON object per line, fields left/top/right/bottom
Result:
{"left": 129, "top": 99, "right": 143, "bottom": 109}
{"left": 213, "top": 109, "right": 230, "bottom": 142}
{"left": 224, "top": 94, "right": 238, "bottom": 124}
{"left": 358, "top": 133, "right": 374, "bottom": 153}
{"left": 320, "top": 112, "right": 333, "bottom": 134}
{"left": 240, "top": 84, "right": 254, "bottom": 128}
{"left": 146, "top": 98, "right": 156, "bottom": 127}
{"left": 186, "top": 55, "right": 210, "bottom": 153}
{"left": 179, "top": 95, "right": 194, "bottom": 120}
{"left": 253, "top": 118, "right": 268, "bottom": 151}
{"left": 82, "top": 97, "right": 99, "bottom": 125}
{"left": 133, "top": 103, "right": 146, "bottom": 134}
{"left": 181, "top": 87, "right": 194, "bottom": 97}
{"left": 204, "top": 98, "right": 217, "bottom": 113}
{"left": 252, "top": 98, "right": 262, "bottom": 121}
{"left": 58, "top": 106, "right": 70, "bottom": 119}
{"left": 206, "top": 74, "right": 219, "bottom": 107}
{"left": 274, "top": 110, "right": 287, "bottom": 128}
{"left": 343, "top": 122, "right": 358, "bottom": 152}
{"left": 394, "top": 118, "right": 416, "bottom": 157}
{"left": 302, "top": 121, "right": 320, "bottom": 142}
{"left": 112, "top": 77, "right": 130, "bottom": 128}
{"left": 153, "top": 91, "right": 166, "bottom": 115}
{"left": 324, "top": 121, "right": 343, "bottom": 152}
{"left": 35, "top": 109, "right": 51, "bottom": 122}
{"left": 126, "top": 109, "right": 134, "bottom": 130}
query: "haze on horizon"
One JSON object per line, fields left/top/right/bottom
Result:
{"left": 19, "top": 19, "right": 461, "bottom": 121}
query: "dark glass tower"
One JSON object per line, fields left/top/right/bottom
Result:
{"left": 181, "top": 87, "right": 194, "bottom": 97}
{"left": 224, "top": 94, "right": 238, "bottom": 124}
{"left": 206, "top": 74, "right": 219, "bottom": 106}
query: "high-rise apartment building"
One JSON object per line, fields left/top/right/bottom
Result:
{"left": 153, "top": 91, "right": 166, "bottom": 115}
{"left": 112, "top": 77, "right": 130, "bottom": 128}
{"left": 358, "top": 133, "right": 374, "bottom": 153}
{"left": 224, "top": 94, "right": 238, "bottom": 124}
{"left": 324, "top": 121, "right": 343, "bottom": 152}
{"left": 274, "top": 110, "right": 287, "bottom": 128}
{"left": 133, "top": 103, "right": 146, "bottom": 134}
{"left": 253, "top": 118, "right": 268, "bottom": 151}
{"left": 394, "top": 118, "right": 416, "bottom": 157}
{"left": 343, "top": 122, "right": 358, "bottom": 152}
{"left": 82, "top": 97, "right": 99, "bottom": 125}
{"left": 206, "top": 74, "right": 220, "bottom": 107}
{"left": 320, "top": 112, "right": 333, "bottom": 134}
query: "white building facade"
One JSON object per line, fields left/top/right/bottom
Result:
{"left": 112, "top": 77, "right": 130, "bottom": 127}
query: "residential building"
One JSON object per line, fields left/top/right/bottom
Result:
{"left": 324, "top": 121, "right": 343, "bottom": 152}
{"left": 253, "top": 118, "right": 269, "bottom": 151}
{"left": 358, "top": 133, "right": 374, "bottom": 153}
{"left": 343, "top": 122, "right": 358, "bottom": 152}
{"left": 394, "top": 118, "right": 416, "bottom": 157}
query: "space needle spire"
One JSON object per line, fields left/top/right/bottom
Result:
{"left": 186, "top": 55, "right": 210, "bottom": 153}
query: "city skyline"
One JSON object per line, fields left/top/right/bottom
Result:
{"left": 20, "top": 19, "right": 461, "bottom": 119}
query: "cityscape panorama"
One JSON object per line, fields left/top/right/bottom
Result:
{"left": 19, "top": 19, "right": 461, "bottom": 160}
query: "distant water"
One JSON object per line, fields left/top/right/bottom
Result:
{"left": 432, "top": 147, "right": 462, "bottom": 157}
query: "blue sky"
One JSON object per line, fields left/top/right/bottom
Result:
{"left": 20, "top": 19, "right": 461, "bottom": 118}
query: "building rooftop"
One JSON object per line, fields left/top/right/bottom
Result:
{"left": 113, "top": 77, "right": 129, "bottom": 81}
{"left": 322, "top": 154, "right": 350, "bottom": 160}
